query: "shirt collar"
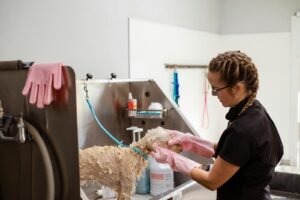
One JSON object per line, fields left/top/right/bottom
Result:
{"left": 225, "top": 96, "right": 250, "bottom": 121}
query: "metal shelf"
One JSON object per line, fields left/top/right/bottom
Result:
{"left": 127, "top": 109, "right": 167, "bottom": 119}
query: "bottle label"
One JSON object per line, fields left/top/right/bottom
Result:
{"left": 128, "top": 99, "right": 137, "bottom": 117}
{"left": 128, "top": 100, "right": 134, "bottom": 109}
{"left": 151, "top": 173, "right": 164, "bottom": 180}
{"left": 150, "top": 171, "right": 174, "bottom": 195}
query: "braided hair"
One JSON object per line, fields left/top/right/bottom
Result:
{"left": 208, "top": 51, "right": 259, "bottom": 115}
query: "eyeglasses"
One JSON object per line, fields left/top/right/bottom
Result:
{"left": 211, "top": 85, "right": 231, "bottom": 96}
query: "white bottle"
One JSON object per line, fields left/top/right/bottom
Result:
{"left": 149, "top": 156, "right": 174, "bottom": 196}
{"left": 128, "top": 92, "right": 137, "bottom": 117}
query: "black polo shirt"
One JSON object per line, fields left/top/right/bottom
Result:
{"left": 215, "top": 98, "right": 283, "bottom": 200}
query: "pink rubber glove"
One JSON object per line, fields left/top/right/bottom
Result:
{"left": 151, "top": 145, "right": 201, "bottom": 176}
{"left": 22, "top": 63, "right": 64, "bottom": 108}
{"left": 166, "top": 129, "right": 215, "bottom": 158}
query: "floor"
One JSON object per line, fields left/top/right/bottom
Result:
{"left": 271, "top": 190, "right": 300, "bottom": 200}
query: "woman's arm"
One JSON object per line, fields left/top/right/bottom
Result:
{"left": 190, "top": 156, "right": 239, "bottom": 191}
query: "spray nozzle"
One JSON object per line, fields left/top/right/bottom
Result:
{"left": 126, "top": 126, "right": 143, "bottom": 143}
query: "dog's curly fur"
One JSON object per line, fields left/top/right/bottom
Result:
{"left": 79, "top": 146, "right": 147, "bottom": 200}
{"left": 79, "top": 127, "right": 182, "bottom": 200}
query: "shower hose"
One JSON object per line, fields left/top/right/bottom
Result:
{"left": 24, "top": 120, "right": 55, "bottom": 200}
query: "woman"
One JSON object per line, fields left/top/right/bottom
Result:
{"left": 151, "top": 51, "right": 284, "bottom": 200}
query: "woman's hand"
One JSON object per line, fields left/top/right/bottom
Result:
{"left": 151, "top": 144, "right": 201, "bottom": 176}
{"left": 163, "top": 128, "right": 215, "bottom": 158}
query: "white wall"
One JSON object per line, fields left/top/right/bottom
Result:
{"left": 0, "top": 0, "right": 219, "bottom": 80}
{"left": 0, "top": 0, "right": 130, "bottom": 79}
{"left": 129, "top": 19, "right": 227, "bottom": 143}
{"left": 291, "top": 16, "right": 300, "bottom": 166}
{"left": 130, "top": 18, "right": 293, "bottom": 161}
{"left": 220, "top": 0, "right": 300, "bottom": 34}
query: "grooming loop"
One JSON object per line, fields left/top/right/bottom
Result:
{"left": 82, "top": 74, "right": 147, "bottom": 158}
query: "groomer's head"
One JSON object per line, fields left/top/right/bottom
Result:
{"left": 207, "top": 51, "right": 259, "bottom": 110}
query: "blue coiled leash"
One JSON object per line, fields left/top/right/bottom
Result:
{"left": 83, "top": 76, "right": 147, "bottom": 159}
{"left": 173, "top": 69, "right": 180, "bottom": 105}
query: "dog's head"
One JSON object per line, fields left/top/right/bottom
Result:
{"left": 130, "top": 126, "right": 182, "bottom": 154}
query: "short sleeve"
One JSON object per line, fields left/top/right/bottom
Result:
{"left": 219, "top": 129, "right": 255, "bottom": 167}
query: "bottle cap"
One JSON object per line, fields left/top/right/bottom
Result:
{"left": 128, "top": 92, "right": 133, "bottom": 99}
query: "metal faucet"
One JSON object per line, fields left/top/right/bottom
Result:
{"left": 0, "top": 99, "right": 4, "bottom": 127}
{"left": 0, "top": 111, "right": 26, "bottom": 143}
{"left": 17, "top": 113, "right": 26, "bottom": 143}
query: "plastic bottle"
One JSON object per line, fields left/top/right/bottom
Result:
{"left": 149, "top": 156, "right": 174, "bottom": 196}
{"left": 128, "top": 92, "right": 137, "bottom": 117}
{"left": 136, "top": 165, "right": 150, "bottom": 194}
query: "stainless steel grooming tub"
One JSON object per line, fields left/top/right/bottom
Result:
{"left": 76, "top": 79, "right": 214, "bottom": 199}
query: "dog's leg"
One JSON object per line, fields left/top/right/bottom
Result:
{"left": 117, "top": 149, "right": 143, "bottom": 200}
{"left": 118, "top": 176, "right": 135, "bottom": 200}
